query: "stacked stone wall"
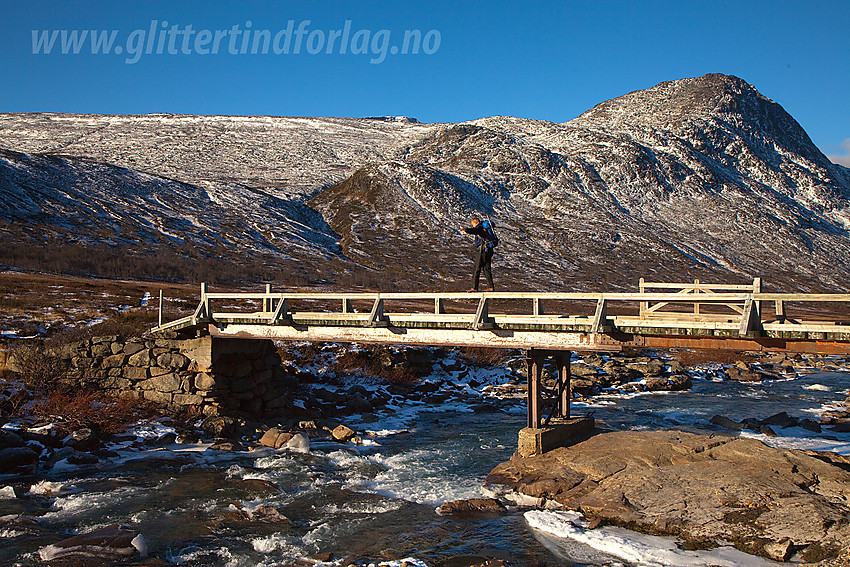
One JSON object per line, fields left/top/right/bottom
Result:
{"left": 39, "top": 335, "right": 291, "bottom": 417}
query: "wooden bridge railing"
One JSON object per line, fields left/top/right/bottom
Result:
{"left": 638, "top": 277, "right": 761, "bottom": 317}
{"left": 152, "top": 280, "right": 850, "bottom": 341}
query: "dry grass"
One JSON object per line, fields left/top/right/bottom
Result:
{"left": 668, "top": 348, "right": 749, "bottom": 366}
{"left": 0, "top": 271, "right": 198, "bottom": 340}
{"left": 278, "top": 343, "right": 324, "bottom": 367}
{"left": 334, "top": 346, "right": 423, "bottom": 385}
{"left": 0, "top": 381, "right": 31, "bottom": 416}
{"left": 457, "top": 346, "right": 514, "bottom": 367}
{"left": 0, "top": 234, "right": 316, "bottom": 287}
{"left": 32, "top": 389, "right": 160, "bottom": 435}
{"left": 7, "top": 345, "right": 70, "bottom": 390}
{"left": 5, "top": 340, "right": 164, "bottom": 435}
{"left": 375, "top": 366, "right": 421, "bottom": 385}
{"left": 45, "top": 307, "right": 182, "bottom": 346}
{"left": 277, "top": 343, "right": 423, "bottom": 385}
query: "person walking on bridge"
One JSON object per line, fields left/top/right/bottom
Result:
{"left": 462, "top": 216, "right": 497, "bottom": 292}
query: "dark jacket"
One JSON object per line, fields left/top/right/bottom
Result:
{"left": 463, "top": 225, "right": 494, "bottom": 249}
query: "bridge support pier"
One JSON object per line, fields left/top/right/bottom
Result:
{"left": 526, "top": 349, "right": 572, "bottom": 428}
{"left": 517, "top": 418, "right": 594, "bottom": 457}
{"left": 520, "top": 348, "right": 594, "bottom": 456}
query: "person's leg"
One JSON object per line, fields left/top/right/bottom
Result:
{"left": 483, "top": 248, "right": 494, "bottom": 290}
{"left": 470, "top": 247, "right": 484, "bottom": 291}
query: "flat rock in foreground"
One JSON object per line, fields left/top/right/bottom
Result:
{"left": 486, "top": 430, "right": 850, "bottom": 562}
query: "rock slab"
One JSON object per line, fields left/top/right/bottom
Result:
{"left": 486, "top": 430, "right": 850, "bottom": 562}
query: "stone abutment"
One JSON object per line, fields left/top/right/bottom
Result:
{"left": 34, "top": 335, "right": 293, "bottom": 417}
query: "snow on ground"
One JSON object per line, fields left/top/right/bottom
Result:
{"left": 525, "top": 510, "right": 783, "bottom": 567}
{"left": 741, "top": 427, "right": 850, "bottom": 456}
{"left": 374, "top": 559, "right": 428, "bottom": 567}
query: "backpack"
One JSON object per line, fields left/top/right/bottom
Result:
{"left": 481, "top": 219, "right": 499, "bottom": 248}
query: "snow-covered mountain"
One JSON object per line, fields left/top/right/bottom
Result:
{"left": 2, "top": 74, "right": 849, "bottom": 291}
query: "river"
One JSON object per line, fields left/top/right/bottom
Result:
{"left": 2, "top": 356, "right": 849, "bottom": 566}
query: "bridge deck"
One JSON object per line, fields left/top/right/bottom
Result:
{"left": 150, "top": 281, "right": 850, "bottom": 354}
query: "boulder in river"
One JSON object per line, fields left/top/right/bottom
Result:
{"left": 38, "top": 524, "right": 147, "bottom": 562}
{"left": 709, "top": 414, "right": 743, "bottom": 430}
{"left": 725, "top": 366, "right": 761, "bottom": 382}
{"left": 0, "top": 447, "right": 40, "bottom": 474}
{"left": 259, "top": 427, "right": 294, "bottom": 449}
{"left": 0, "top": 429, "right": 25, "bottom": 449}
{"left": 437, "top": 498, "right": 506, "bottom": 516}
{"left": 64, "top": 427, "right": 101, "bottom": 452}
{"left": 761, "top": 411, "right": 797, "bottom": 428}
{"left": 331, "top": 424, "right": 356, "bottom": 442}
{"left": 486, "top": 430, "right": 850, "bottom": 563}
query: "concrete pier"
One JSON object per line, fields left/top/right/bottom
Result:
{"left": 517, "top": 417, "right": 595, "bottom": 457}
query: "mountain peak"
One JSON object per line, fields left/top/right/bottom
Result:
{"left": 571, "top": 73, "right": 827, "bottom": 166}
{"left": 573, "top": 73, "right": 764, "bottom": 125}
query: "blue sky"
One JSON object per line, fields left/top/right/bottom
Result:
{"left": 1, "top": 1, "right": 848, "bottom": 164}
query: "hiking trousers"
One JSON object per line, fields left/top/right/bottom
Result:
{"left": 472, "top": 246, "right": 494, "bottom": 290}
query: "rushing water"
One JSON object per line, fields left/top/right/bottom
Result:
{"left": 2, "top": 364, "right": 849, "bottom": 567}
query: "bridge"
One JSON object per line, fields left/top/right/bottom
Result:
{"left": 151, "top": 279, "right": 850, "bottom": 454}
{"left": 153, "top": 278, "right": 850, "bottom": 354}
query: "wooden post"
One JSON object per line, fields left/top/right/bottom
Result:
{"left": 591, "top": 297, "right": 608, "bottom": 334}
{"left": 158, "top": 289, "right": 163, "bottom": 327}
{"left": 191, "top": 282, "right": 211, "bottom": 326}
{"left": 272, "top": 298, "right": 291, "bottom": 324}
{"left": 639, "top": 277, "right": 647, "bottom": 317}
{"left": 342, "top": 298, "right": 352, "bottom": 313}
{"left": 368, "top": 298, "right": 387, "bottom": 327}
{"left": 533, "top": 297, "right": 543, "bottom": 316}
{"left": 739, "top": 299, "right": 761, "bottom": 335}
{"left": 775, "top": 299, "right": 785, "bottom": 323}
{"left": 435, "top": 297, "right": 445, "bottom": 314}
{"left": 694, "top": 279, "right": 700, "bottom": 315}
{"left": 200, "top": 282, "right": 209, "bottom": 318}
{"left": 472, "top": 297, "right": 491, "bottom": 330}
{"left": 527, "top": 350, "right": 543, "bottom": 429}
{"left": 753, "top": 277, "right": 762, "bottom": 320}
{"left": 264, "top": 283, "right": 272, "bottom": 313}
{"left": 556, "top": 351, "right": 571, "bottom": 420}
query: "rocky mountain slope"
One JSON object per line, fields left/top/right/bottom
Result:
{"left": 0, "top": 147, "right": 342, "bottom": 279}
{"left": 2, "top": 74, "right": 849, "bottom": 291}
{"left": 0, "top": 114, "right": 431, "bottom": 199}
